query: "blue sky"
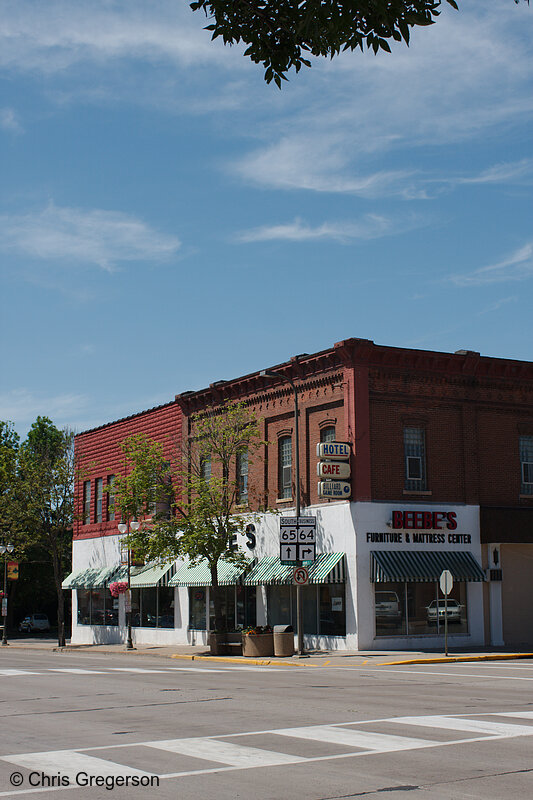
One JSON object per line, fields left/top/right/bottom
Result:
{"left": 1, "top": 0, "right": 532, "bottom": 439}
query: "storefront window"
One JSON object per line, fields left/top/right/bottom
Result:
{"left": 141, "top": 588, "right": 157, "bottom": 627}
{"left": 130, "top": 588, "right": 141, "bottom": 627}
{"left": 375, "top": 583, "right": 406, "bottom": 636}
{"left": 268, "top": 584, "right": 346, "bottom": 636}
{"left": 209, "top": 586, "right": 236, "bottom": 630}
{"left": 375, "top": 582, "right": 468, "bottom": 637}
{"left": 77, "top": 588, "right": 117, "bottom": 626}
{"left": 77, "top": 589, "right": 91, "bottom": 625}
{"left": 189, "top": 588, "right": 207, "bottom": 630}
{"left": 236, "top": 585, "right": 256, "bottom": 628}
{"left": 319, "top": 584, "right": 346, "bottom": 636}
{"left": 158, "top": 587, "right": 174, "bottom": 628}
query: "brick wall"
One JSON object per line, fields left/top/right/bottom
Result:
{"left": 74, "top": 402, "right": 182, "bottom": 540}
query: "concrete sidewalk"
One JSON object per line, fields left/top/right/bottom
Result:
{"left": 2, "top": 639, "right": 533, "bottom": 668}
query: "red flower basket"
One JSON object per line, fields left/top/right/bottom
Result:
{"left": 109, "top": 581, "right": 129, "bottom": 598}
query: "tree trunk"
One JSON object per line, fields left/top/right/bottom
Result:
{"left": 210, "top": 561, "right": 225, "bottom": 632}
{"left": 51, "top": 545, "right": 65, "bottom": 647}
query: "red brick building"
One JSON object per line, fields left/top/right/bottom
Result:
{"left": 66, "top": 338, "right": 533, "bottom": 649}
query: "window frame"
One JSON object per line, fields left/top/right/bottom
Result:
{"left": 278, "top": 435, "right": 292, "bottom": 499}
{"left": 404, "top": 427, "right": 427, "bottom": 491}
{"left": 83, "top": 481, "right": 91, "bottom": 525}
{"left": 95, "top": 477, "right": 103, "bottom": 524}
{"left": 236, "top": 450, "right": 249, "bottom": 505}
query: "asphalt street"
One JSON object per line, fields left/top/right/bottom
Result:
{"left": 1, "top": 650, "right": 533, "bottom": 799}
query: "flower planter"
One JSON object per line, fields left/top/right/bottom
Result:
{"left": 209, "top": 632, "right": 228, "bottom": 655}
{"left": 242, "top": 632, "right": 274, "bottom": 658}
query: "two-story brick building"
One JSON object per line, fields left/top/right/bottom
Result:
{"left": 65, "top": 338, "right": 533, "bottom": 650}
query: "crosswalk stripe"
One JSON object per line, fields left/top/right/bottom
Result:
{"left": 274, "top": 725, "right": 435, "bottom": 752}
{"left": 1, "top": 750, "right": 153, "bottom": 780}
{"left": 48, "top": 668, "right": 107, "bottom": 674}
{"left": 105, "top": 667, "right": 172, "bottom": 673}
{"left": 145, "top": 737, "right": 307, "bottom": 766}
{"left": 392, "top": 715, "right": 533, "bottom": 737}
{"left": 0, "top": 669, "right": 41, "bottom": 676}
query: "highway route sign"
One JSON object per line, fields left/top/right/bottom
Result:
{"left": 280, "top": 517, "right": 317, "bottom": 562}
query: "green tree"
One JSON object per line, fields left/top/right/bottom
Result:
{"left": 0, "top": 421, "right": 22, "bottom": 634}
{"left": 17, "top": 418, "right": 75, "bottom": 647}
{"left": 116, "top": 402, "right": 264, "bottom": 632}
{"left": 191, "top": 0, "right": 462, "bottom": 87}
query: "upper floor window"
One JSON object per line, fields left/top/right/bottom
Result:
{"left": 95, "top": 478, "right": 103, "bottom": 523}
{"left": 83, "top": 481, "right": 91, "bottom": 525}
{"left": 520, "top": 436, "right": 533, "bottom": 495}
{"left": 200, "top": 455, "right": 211, "bottom": 484}
{"left": 237, "top": 451, "right": 249, "bottom": 505}
{"left": 279, "top": 436, "right": 292, "bottom": 499}
{"left": 404, "top": 427, "right": 427, "bottom": 491}
{"left": 320, "top": 426, "right": 336, "bottom": 443}
{"left": 107, "top": 475, "right": 116, "bottom": 521}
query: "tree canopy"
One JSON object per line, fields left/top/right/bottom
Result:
{"left": 190, "top": 0, "right": 461, "bottom": 87}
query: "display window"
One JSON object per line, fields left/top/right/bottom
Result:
{"left": 375, "top": 582, "right": 468, "bottom": 636}
{"left": 267, "top": 584, "right": 346, "bottom": 636}
{"left": 77, "top": 588, "right": 118, "bottom": 626}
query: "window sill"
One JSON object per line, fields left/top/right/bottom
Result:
{"left": 276, "top": 497, "right": 293, "bottom": 504}
{"left": 519, "top": 494, "right": 533, "bottom": 499}
{"left": 402, "top": 490, "right": 432, "bottom": 496}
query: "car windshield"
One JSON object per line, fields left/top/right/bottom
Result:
{"left": 376, "top": 593, "right": 398, "bottom": 602}
{"left": 428, "top": 600, "right": 459, "bottom": 608}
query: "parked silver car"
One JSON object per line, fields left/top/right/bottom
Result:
{"left": 426, "top": 599, "right": 462, "bottom": 624}
{"left": 18, "top": 614, "right": 51, "bottom": 633}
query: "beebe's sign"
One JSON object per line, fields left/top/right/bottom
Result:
{"left": 316, "top": 442, "right": 350, "bottom": 460}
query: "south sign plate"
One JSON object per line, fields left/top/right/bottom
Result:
{"left": 280, "top": 517, "right": 316, "bottom": 544}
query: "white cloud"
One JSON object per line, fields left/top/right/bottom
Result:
{"left": 0, "top": 389, "right": 89, "bottom": 432}
{"left": 232, "top": 3, "right": 533, "bottom": 197}
{"left": 0, "top": 0, "right": 230, "bottom": 73}
{"left": 236, "top": 213, "right": 425, "bottom": 243}
{"left": 439, "top": 159, "right": 533, "bottom": 188}
{"left": 449, "top": 243, "right": 533, "bottom": 287}
{"left": 0, "top": 107, "right": 23, "bottom": 132}
{"left": 0, "top": 202, "right": 181, "bottom": 271}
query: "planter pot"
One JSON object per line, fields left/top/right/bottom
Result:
{"left": 209, "top": 632, "right": 228, "bottom": 655}
{"left": 242, "top": 633, "right": 274, "bottom": 658}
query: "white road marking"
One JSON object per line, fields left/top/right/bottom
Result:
{"left": 48, "top": 668, "right": 107, "bottom": 674}
{"left": 2, "top": 711, "right": 533, "bottom": 796}
{"left": 334, "top": 665, "right": 533, "bottom": 682}
{"left": 105, "top": 667, "right": 173, "bottom": 673}
{"left": 274, "top": 725, "right": 435, "bottom": 752}
{"left": 146, "top": 737, "right": 306, "bottom": 766}
{"left": 392, "top": 715, "right": 533, "bottom": 737}
{"left": 0, "top": 669, "right": 41, "bottom": 676}
{"left": 3, "top": 750, "right": 153, "bottom": 781}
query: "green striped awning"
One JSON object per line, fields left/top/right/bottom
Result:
{"left": 62, "top": 565, "right": 123, "bottom": 589}
{"left": 370, "top": 550, "right": 485, "bottom": 583}
{"left": 169, "top": 559, "right": 251, "bottom": 587}
{"left": 129, "top": 562, "right": 176, "bottom": 588}
{"left": 244, "top": 553, "right": 346, "bottom": 586}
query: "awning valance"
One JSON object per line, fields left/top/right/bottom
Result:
{"left": 62, "top": 564, "right": 123, "bottom": 589}
{"left": 244, "top": 553, "right": 346, "bottom": 586}
{"left": 370, "top": 550, "right": 485, "bottom": 583}
{"left": 129, "top": 562, "right": 176, "bottom": 588}
{"left": 169, "top": 559, "right": 250, "bottom": 587}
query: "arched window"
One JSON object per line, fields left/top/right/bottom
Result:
{"left": 278, "top": 436, "right": 292, "bottom": 499}
{"left": 237, "top": 450, "right": 249, "bottom": 504}
{"left": 320, "top": 426, "right": 336, "bottom": 443}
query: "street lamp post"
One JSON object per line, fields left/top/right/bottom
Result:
{"left": 260, "top": 369, "right": 306, "bottom": 657}
{"left": 117, "top": 520, "right": 140, "bottom": 650}
{"left": 0, "top": 543, "right": 14, "bottom": 646}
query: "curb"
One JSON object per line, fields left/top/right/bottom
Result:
{"left": 377, "top": 653, "right": 533, "bottom": 666}
{"left": 170, "top": 653, "right": 317, "bottom": 667}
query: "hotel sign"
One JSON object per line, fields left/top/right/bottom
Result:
{"left": 316, "top": 442, "right": 350, "bottom": 460}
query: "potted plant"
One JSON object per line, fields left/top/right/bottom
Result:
{"left": 242, "top": 625, "right": 274, "bottom": 657}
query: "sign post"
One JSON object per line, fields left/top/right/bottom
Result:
{"left": 439, "top": 569, "right": 454, "bottom": 657}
